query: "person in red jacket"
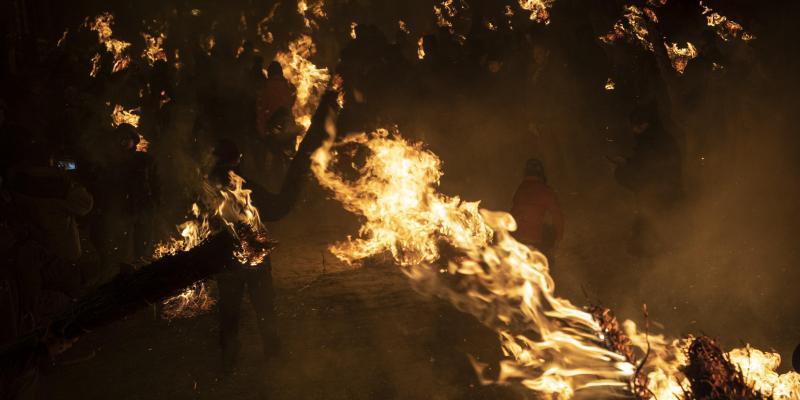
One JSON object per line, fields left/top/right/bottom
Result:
{"left": 510, "top": 158, "right": 564, "bottom": 263}
{"left": 255, "top": 61, "right": 297, "bottom": 138}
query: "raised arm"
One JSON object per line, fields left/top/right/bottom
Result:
{"left": 254, "top": 91, "right": 340, "bottom": 221}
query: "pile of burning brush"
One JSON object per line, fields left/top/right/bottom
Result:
{"left": 592, "top": 306, "right": 779, "bottom": 400}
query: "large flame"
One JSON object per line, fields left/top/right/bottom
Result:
{"left": 275, "top": 35, "right": 330, "bottom": 147}
{"left": 311, "top": 130, "right": 635, "bottom": 398}
{"left": 728, "top": 346, "right": 800, "bottom": 399}
{"left": 311, "top": 129, "right": 800, "bottom": 399}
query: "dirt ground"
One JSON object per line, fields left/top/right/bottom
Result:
{"left": 38, "top": 205, "right": 522, "bottom": 400}
{"left": 37, "top": 189, "right": 800, "bottom": 399}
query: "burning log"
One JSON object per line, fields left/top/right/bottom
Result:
{"left": 0, "top": 232, "right": 236, "bottom": 378}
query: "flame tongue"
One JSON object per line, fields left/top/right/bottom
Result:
{"left": 275, "top": 35, "right": 331, "bottom": 149}
{"left": 312, "top": 129, "right": 800, "bottom": 399}
{"left": 312, "top": 130, "right": 636, "bottom": 397}
{"left": 154, "top": 171, "right": 273, "bottom": 319}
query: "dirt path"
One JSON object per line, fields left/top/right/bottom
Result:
{"left": 39, "top": 215, "right": 518, "bottom": 400}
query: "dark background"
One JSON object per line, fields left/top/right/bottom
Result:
{"left": 2, "top": 0, "right": 799, "bottom": 398}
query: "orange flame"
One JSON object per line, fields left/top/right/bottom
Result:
{"left": 311, "top": 130, "right": 635, "bottom": 397}
{"left": 434, "top": 0, "right": 457, "bottom": 29}
{"left": 728, "top": 346, "right": 800, "bottom": 399}
{"left": 154, "top": 171, "right": 272, "bottom": 319}
{"left": 275, "top": 35, "right": 330, "bottom": 148}
{"left": 136, "top": 134, "right": 150, "bottom": 153}
{"left": 518, "top": 0, "right": 554, "bottom": 24}
{"left": 111, "top": 104, "right": 140, "bottom": 127}
{"left": 87, "top": 13, "right": 132, "bottom": 74}
{"left": 700, "top": 1, "right": 755, "bottom": 42}
{"left": 601, "top": 5, "right": 654, "bottom": 52}
{"left": 664, "top": 42, "right": 698, "bottom": 74}
{"left": 142, "top": 32, "right": 167, "bottom": 65}
{"left": 298, "top": 0, "right": 327, "bottom": 30}
{"left": 311, "top": 129, "right": 800, "bottom": 398}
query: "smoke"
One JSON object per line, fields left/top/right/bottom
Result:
{"left": 303, "top": 0, "right": 800, "bottom": 372}
{"left": 37, "top": 0, "right": 800, "bottom": 374}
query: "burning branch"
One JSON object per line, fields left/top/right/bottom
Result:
{"left": 311, "top": 129, "right": 800, "bottom": 399}
{"left": 0, "top": 232, "right": 237, "bottom": 374}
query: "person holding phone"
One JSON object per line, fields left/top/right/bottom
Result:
{"left": 5, "top": 131, "right": 93, "bottom": 266}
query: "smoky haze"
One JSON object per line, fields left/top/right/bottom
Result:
{"left": 18, "top": 0, "right": 800, "bottom": 372}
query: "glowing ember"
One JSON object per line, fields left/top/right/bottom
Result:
{"left": 204, "top": 35, "right": 216, "bottom": 56}
{"left": 161, "top": 282, "right": 217, "bottom": 320}
{"left": 601, "top": 5, "right": 654, "bottom": 52}
{"left": 434, "top": 0, "right": 456, "bottom": 29}
{"left": 398, "top": 20, "right": 410, "bottom": 34}
{"left": 89, "top": 53, "right": 102, "bottom": 77}
{"left": 57, "top": 29, "right": 69, "bottom": 47}
{"left": 111, "top": 105, "right": 140, "bottom": 127}
{"left": 350, "top": 22, "right": 358, "bottom": 39}
{"left": 518, "top": 0, "right": 554, "bottom": 24}
{"left": 257, "top": 4, "right": 279, "bottom": 44}
{"left": 417, "top": 37, "right": 425, "bottom": 60}
{"left": 275, "top": 35, "right": 330, "bottom": 145}
{"left": 154, "top": 203, "right": 215, "bottom": 319}
{"left": 142, "top": 32, "right": 167, "bottom": 65}
{"left": 298, "top": 0, "right": 327, "bottom": 30}
{"left": 136, "top": 134, "right": 150, "bottom": 153}
{"left": 701, "top": 1, "right": 755, "bottom": 42}
{"left": 311, "top": 129, "right": 800, "bottom": 399}
{"left": 664, "top": 42, "right": 698, "bottom": 74}
{"left": 605, "top": 78, "right": 616, "bottom": 91}
{"left": 87, "top": 13, "right": 132, "bottom": 74}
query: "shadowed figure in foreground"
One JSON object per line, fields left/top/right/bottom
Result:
{"left": 210, "top": 91, "right": 339, "bottom": 372}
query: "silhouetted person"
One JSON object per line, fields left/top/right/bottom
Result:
{"left": 90, "top": 124, "right": 157, "bottom": 280}
{"left": 5, "top": 135, "right": 92, "bottom": 267}
{"left": 613, "top": 105, "right": 683, "bottom": 258}
{"left": 1, "top": 130, "right": 87, "bottom": 399}
{"left": 212, "top": 92, "right": 338, "bottom": 372}
{"left": 510, "top": 158, "right": 564, "bottom": 262}
{"left": 256, "top": 61, "right": 296, "bottom": 139}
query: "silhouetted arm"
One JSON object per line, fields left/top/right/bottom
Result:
{"left": 253, "top": 91, "right": 339, "bottom": 221}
